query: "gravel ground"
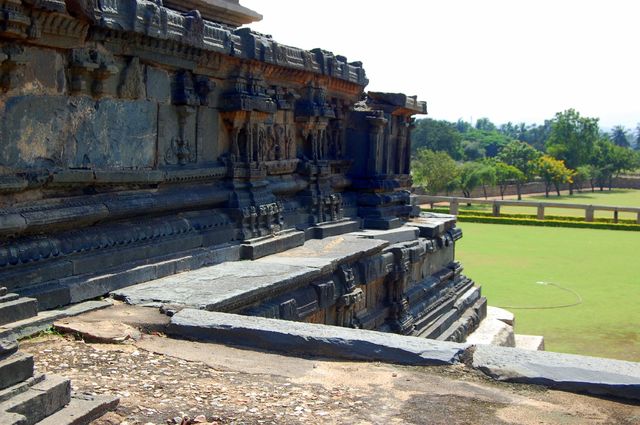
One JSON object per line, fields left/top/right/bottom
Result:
{"left": 18, "top": 305, "right": 640, "bottom": 425}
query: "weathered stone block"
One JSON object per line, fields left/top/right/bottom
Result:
{"left": 0, "top": 298, "right": 38, "bottom": 327}
{"left": 145, "top": 66, "right": 171, "bottom": 103}
{"left": 196, "top": 106, "right": 220, "bottom": 163}
{"left": 168, "top": 309, "right": 469, "bottom": 365}
{"left": 1, "top": 96, "right": 157, "bottom": 169}
{"left": 0, "top": 352, "right": 33, "bottom": 391}
{"left": 472, "top": 345, "right": 640, "bottom": 401}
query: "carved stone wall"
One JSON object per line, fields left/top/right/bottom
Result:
{"left": 0, "top": 1, "right": 484, "bottom": 343}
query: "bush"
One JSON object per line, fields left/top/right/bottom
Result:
{"left": 422, "top": 208, "right": 640, "bottom": 231}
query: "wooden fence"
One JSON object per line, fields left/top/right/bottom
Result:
{"left": 415, "top": 195, "right": 640, "bottom": 224}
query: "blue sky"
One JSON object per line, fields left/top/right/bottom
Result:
{"left": 242, "top": 0, "right": 640, "bottom": 130}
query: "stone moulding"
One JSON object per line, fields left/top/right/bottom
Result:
{"left": 0, "top": 0, "right": 490, "bottom": 348}
{"left": 163, "top": 0, "right": 263, "bottom": 27}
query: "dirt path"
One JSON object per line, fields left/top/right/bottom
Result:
{"left": 20, "top": 322, "right": 640, "bottom": 425}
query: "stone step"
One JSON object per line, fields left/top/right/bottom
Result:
{"left": 0, "top": 298, "right": 39, "bottom": 327}
{"left": 0, "top": 352, "right": 34, "bottom": 391}
{"left": 0, "top": 338, "right": 18, "bottom": 358}
{"left": 0, "top": 374, "right": 71, "bottom": 425}
{"left": 0, "top": 300, "right": 112, "bottom": 341}
{"left": 0, "top": 376, "right": 45, "bottom": 404}
{"left": 465, "top": 316, "right": 515, "bottom": 347}
{"left": 36, "top": 393, "right": 119, "bottom": 425}
{"left": 515, "top": 334, "right": 545, "bottom": 351}
{"left": 0, "top": 293, "right": 20, "bottom": 304}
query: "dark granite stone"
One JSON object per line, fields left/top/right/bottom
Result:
{"left": 0, "top": 298, "right": 38, "bottom": 327}
{"left": 472, "top": 345, "right": 640, "bottom": 401}
{"left": 168, "top": 309, "right": 468, "bottom": 366}
{"left": 0, "top": 352, "right": 34, "bottom": 391}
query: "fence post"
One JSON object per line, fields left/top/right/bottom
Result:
{"left": 537, "top": 205, "right": 545, "bottom": 220}
{"left": 613, "top": 210, "right": 619, "bottom": 223}
{"left": 450, "top": 200, "right": 459, "bottom": 215}
{"left": 585, "top": 206, "right": 594, "bottom": 222}
{"left": 637, "top": 212, "right": 640, "bottom": 224}
{"left": 492, "top": 202, "right": 500, "bottom": 217}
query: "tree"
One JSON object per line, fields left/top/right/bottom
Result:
{"left": 475, "top": 117, "right": 496, "bottom": 132}
{"left": 610, "top": 125, "right": 630, "bottom": 148}
{"left": 590, "top": 139, "right": 637, "bottom": 190}
{"left": 411, "top": 149, "right": 459, "bottom": 195}
{"left": 458, "top": 162, "right": 483, "bottom": 198}
{"left": 545, "top": 109, "right": 599, "bottom": 194}
{"left": 476, "top": 161, "right": 497, "bottom": 199}
{"left": 535, "top": 155, "right": 574, "bottom": 197}
{"left": 462, "top": 140, "right": 485, "bottom": 161}
{"left": 411, "top": 118, "right": 463, "bottom": 160}
{"left": 494, "top": 161, "right": 524, "bottom": 199}
{"left": 497, "top": 141, "right": 540, "bottom": 199}
{"left": 635, "top": 124, "right": 640, "bottom": 150}
{"left": 574, "top": 165, "right": 596, "bottom": 192}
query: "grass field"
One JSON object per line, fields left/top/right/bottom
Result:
{"left": 455, "top": 222, "right": 640, "bottom": 362}
{"left": 457, "top": 188, "right": 640, "bottom": 220}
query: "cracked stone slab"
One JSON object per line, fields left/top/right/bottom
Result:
{"left": 256, "top": 235, "right": 388, "bottom": 274}
{"left": 168, "top": 309, "right": 469, "bottom": 366}
{"left": 472, "top": 345, "right": 640, "bottom": 401}
{"left": 113, "top": 261, "right": 321, "bottom": 312}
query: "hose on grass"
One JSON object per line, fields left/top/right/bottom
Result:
{"left": 496, "top": 282, "right": 583, "bottom": 310}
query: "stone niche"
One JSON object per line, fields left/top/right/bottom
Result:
{"left": 0, "top": 0, "right": 485, "bottom": 343}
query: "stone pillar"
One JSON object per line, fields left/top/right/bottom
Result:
{"left": 585, "top": 207, "right": 594, "bottom": 222}
{"left": 492, "top": 203, "right": 500, "bottom": 217}
{"left": 366, "top": 112, "right": 388, "bottom": 176}
{"left": 450, "top": 200, "right": 459, "bottom": 215}
{"left": 537, "top": 205, "right": 545, "bottom": 220}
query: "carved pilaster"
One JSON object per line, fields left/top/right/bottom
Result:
{"left": 69, "top": 48, "right": 117, "bottom": 97}
{"left": 0, "top": 0, "right": 30, "bottom": 39}
{"left": 0, "top": 43, "right": 28, "bottom": 91}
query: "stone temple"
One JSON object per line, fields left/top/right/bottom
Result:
{"left": 0, "top": 1, "right": 489, "bottom": 422}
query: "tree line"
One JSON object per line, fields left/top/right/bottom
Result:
{"left": 411, "top": 109, "right": 640, "bottom": 199}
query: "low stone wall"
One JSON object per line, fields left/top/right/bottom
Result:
{"left": 414, "top": 176, "right": 640, "bottom": 199}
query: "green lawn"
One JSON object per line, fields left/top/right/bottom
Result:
{"left": 458, "top": 188, "right": 640, "bottom": 220}
{"left": 456, "top": 222, "right": 640, "bottom": 362}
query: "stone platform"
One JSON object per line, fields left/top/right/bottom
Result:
{"left": 115, "top": 217, "right": 486, "bottom": 342}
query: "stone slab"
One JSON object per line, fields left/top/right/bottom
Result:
{"left": 168, "top": 309, "right": 469, "bottom": 366}
{"left": 0, "top": 376, "right": 45, "bottom": 404}
{"left": 407, "top": 213, "right": 457, "bottom": 238}
{"left": 36, "top": 393, "right": 119, "bottom": 425}
{"left": 465, "top": 317, "right": 515, "bottom": 347}
{"left": 515, "top": 334, "right": 545, "bottom": 351}
{"left": 0, "top": 352, "right": 33, "bottom": 391}
{"left": 0, "top": 338, "right": 17, "bottom": 358}
{"left": 472, "top": 345, "right": 640, "bottom": 401}
{"left": 0, "top": 300, "right": 112, "bottom": 340}
{"left": 240, "top": 230, "right": 306, "bottom": 260}
{"left": 256, "top": 234, "right": 388, "bottom": 275}
{"left": 486, "top": 306, "right": 515, "bottom": 327}
{"left": 0, "top": 298, "right": 39, "bottom": 327}
{"left": 307, "top": 220, "right": 361, "bottom": 240}
{"left": 54, "top": 319, "right": 141, "bottom": 344}
{"left": 113, "top": 262, "right": 320, "bottom": 312}
{"left": 350, "top": 226, "right": 419, "bottom": 245}
{"left": 0, "top": 293, "right": 20, "bottom": 304}
{"left": 1, "top": 374, "right": 71, "bottom": 424}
